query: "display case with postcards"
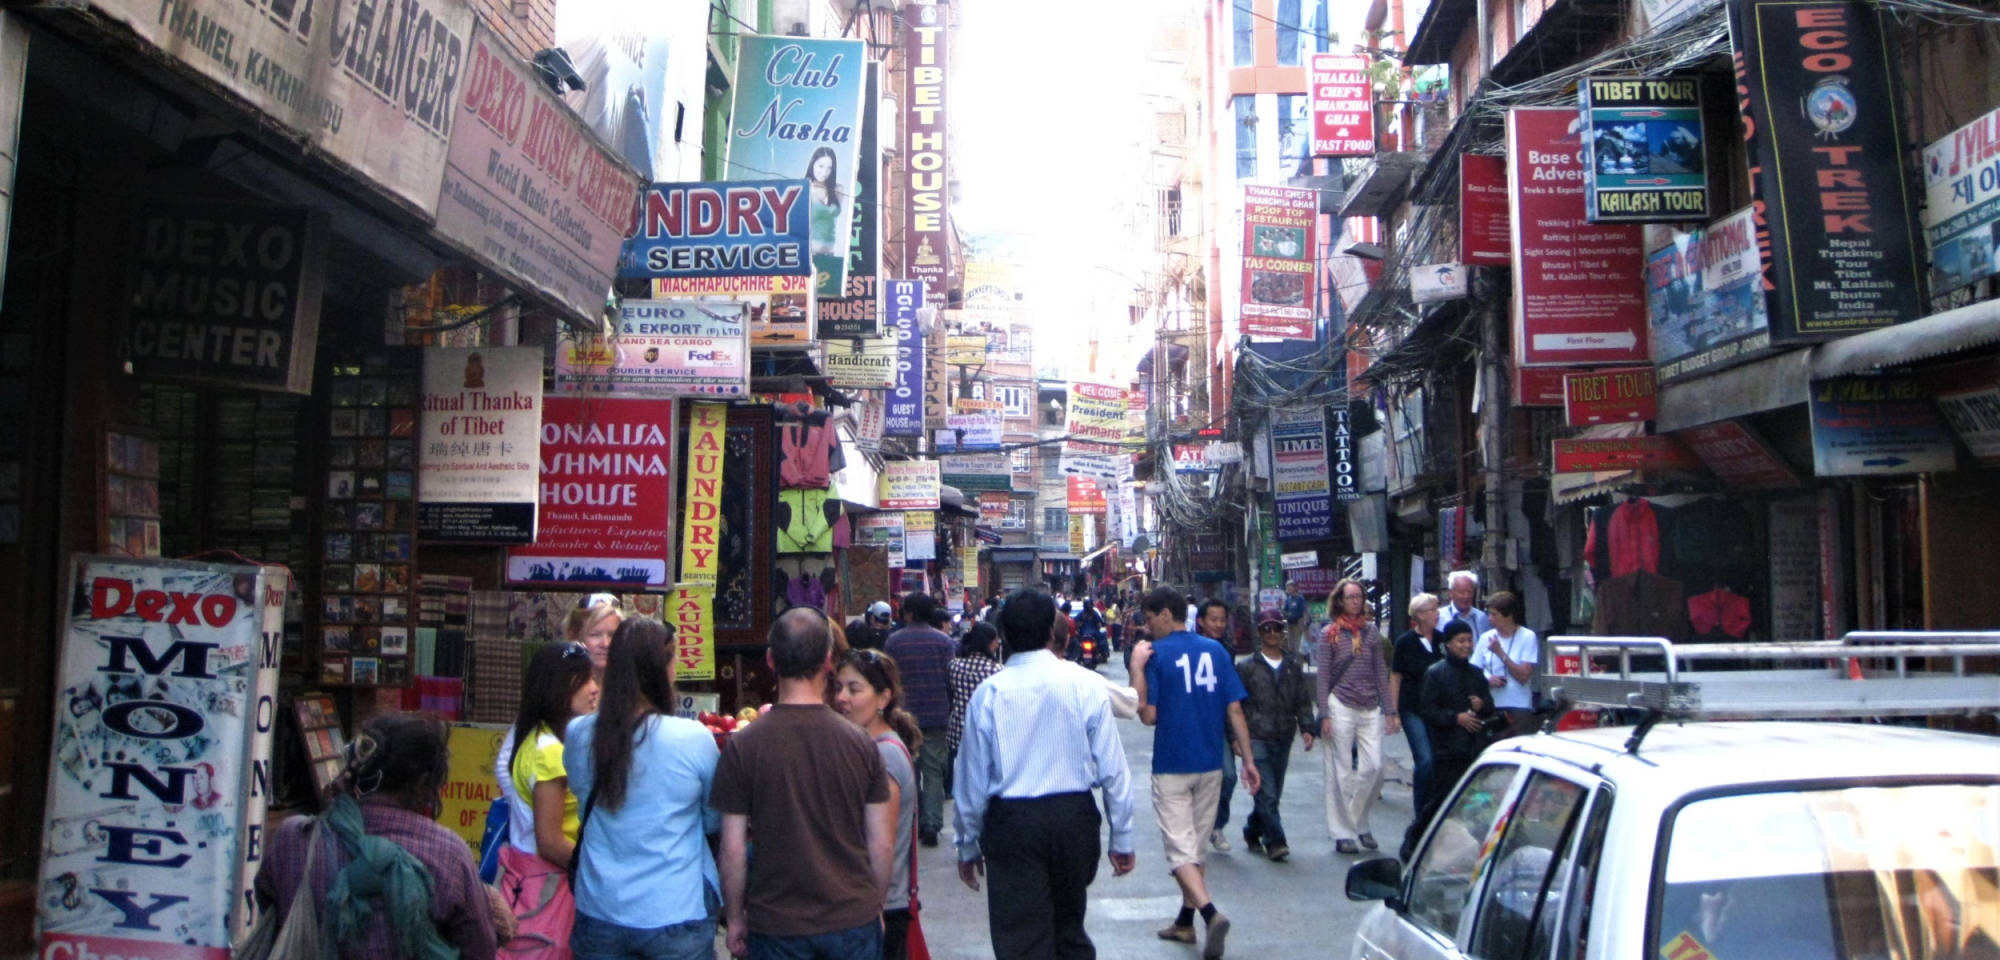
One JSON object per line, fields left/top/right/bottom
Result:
{"left": 319, "top": 354, "right": 421, "bottom": 687}
{"left": 101, "top": 430, "right": 161, "bottom": 558}
{"left": 292, "top": 694, "right": 350, "bottom": 794}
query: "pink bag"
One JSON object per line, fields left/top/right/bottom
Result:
{"left": 498, "top": 843, "right": 576, "bottom": 959}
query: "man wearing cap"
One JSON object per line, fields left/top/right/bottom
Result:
{"left": 847, "top": 601, "right": 895, "bottom": 651}
{"left": 1233, "top": 613, "right": 1318, "bottom": 861}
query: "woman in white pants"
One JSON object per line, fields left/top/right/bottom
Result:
{"left": 1315, "top": 578, "right": 1400, "bottom": 854}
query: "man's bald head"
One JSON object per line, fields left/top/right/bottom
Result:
{"left": 769, "top": 606, "right": 832, "bottom": 678}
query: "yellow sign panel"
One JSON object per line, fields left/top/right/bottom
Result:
{"left": 962, "top": 548, "right": 980, "bottom": 589}
{"left": 670, "top": 584, "right": 715, "bottom": 682}
{"left": 947, "top": 335, "right": 989, "bottom": 366}
{"left": 436, "top": 723, "right": 508, "bottom": 850}
{"left": 680, "top": 402, "right": 728, "bottom": 584}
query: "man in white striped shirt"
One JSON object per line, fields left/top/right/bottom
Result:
{"left": 953, "top": 590, "right": 1137, "bottom": 960}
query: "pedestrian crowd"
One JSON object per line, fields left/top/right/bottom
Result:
{"left": 245, "top": 574, "right": 1535, "bottom": 960}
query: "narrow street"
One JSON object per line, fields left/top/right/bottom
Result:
{"left": 916, "top": 656, "right": 1408, "bottom": 959}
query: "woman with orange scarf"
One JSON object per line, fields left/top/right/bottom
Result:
{"left": 1314, "top": 578, "right": 1400, "bottom": 855}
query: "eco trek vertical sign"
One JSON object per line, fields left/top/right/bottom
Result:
{"left": 904, "top": 0, "right": 950, "bottom": 300}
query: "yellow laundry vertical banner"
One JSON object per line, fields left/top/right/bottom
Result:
{"left": 671, "top": 584, "right": 715, "bottom": 681}
{"left": 680, "top": 402, "right": 728, "bottom": 584}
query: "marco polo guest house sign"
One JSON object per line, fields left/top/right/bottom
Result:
{"left": 125, "top": 200, "right": 327, "bottom": 394}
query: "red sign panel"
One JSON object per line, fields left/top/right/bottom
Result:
{"left": 1675, "top": 420, "right": 1800, "bottom": 490}
{"left": 1506, "top": 108, "right": 1649, "bottom": 367}
{"left": 1065, "top": 475, "right": 1107, "bottom": 514}
{"left": 1552, "top": 435, "right": 1701, "bottom": 473}
{"left": 1461, "top": 154, "right": 1511, "bottom": 265}
{"left": 1514, "top": 365, "right": 1568, "bottom": 407}
{"left": 1310, "top": 54, "right": 1374, "bottom": 156}
{"left": 1241, "top": 185, "right": 1318, "bottom": 340}
{"left": 507, "top": 397, "right": 677, "bottom": 587}
{"left": 1563, "top": 366, "right": 1657, "bottom": 426}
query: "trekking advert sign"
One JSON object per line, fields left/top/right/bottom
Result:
{"left": 1580, "top": 75, "right": 1709, "bottom": 223}
{"left": 38, "top": 557, "right": 288, "bottom": 959}
{"left": 1729, "top": 0, "right": 1924, "bottom": 341}
{"left": 1646, "top": 206, "right": 1772, "bottom": 383}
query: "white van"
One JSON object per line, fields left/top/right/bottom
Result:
{"left": 1345, "top": 633, "right": 2000, "bottom": 960}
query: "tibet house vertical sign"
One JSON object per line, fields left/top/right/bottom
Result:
{"left": 904, "top": 0, "right": 949, "bottom": 301}
{"left": 1729, "top": 0, "right": 1922, "bottom": 341}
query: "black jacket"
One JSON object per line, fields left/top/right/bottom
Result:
{"left": 1235, "top": 651, "right": 1317, "bottom": 743}
{"left": 1421, "top": 654, "right": 1497, "bottom": 761}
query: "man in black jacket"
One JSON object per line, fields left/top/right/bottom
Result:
{"left": 1233, "top": 615, "right": 1318, "bottom": 861}
{"left": 1405, "top": 619, "right": 1496, "bottom": 860}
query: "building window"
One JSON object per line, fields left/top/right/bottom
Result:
{"left": 1234, "top": 96, "right": 1258, "bottom": 179}
{"left": 1004, "top": 498, "right": 1029, "bottom": 530}
{"left": 1277, "top": 94, "right": 1309, "bottom": 175}
{"left": 1010, "top": 448, "right": 1033, "bottom": 476}
{"left": 1044, "top": 507, "right": 1068, "bottom": 534}
{"left": 1041, "top": 399, "right": 1066, "bottom": 427}
{"left": 1277, "top": 0, "right": 1331, "bottom": 66}
{"left": 996, "top": 385, "right": 1030, "bottom": 418}
{"left": 1233, "top": 0, "right": 1254, "bottom": 66}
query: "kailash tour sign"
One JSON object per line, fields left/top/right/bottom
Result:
{"left": 125, "top": 200, "right": 327, "bottom": 394}
{"left": 39, "top": 557, "right": 288, "bottom": 960}
{"left": 904, "top": 1, "right": 950, "bottom": 299}
{"left": 728, "top": 36, "right": 868, "bottom": 297}
{"left": 1309, "top": 54, "right": 1375, "bottom": 156}
{"left": 819, "top": 62, "right": 884, "bottom": 338}
{"left": 1580, "top": 75, "right": 1709, "bottom": 223}
{"left": 1507, "top": 107, "right": 1649, "bottom": 368}
{"left": 1921, "top": 104, "right": 2000, "bottom": 295}
{"left": 884, "top": 280, "right": 926, "bottom": 437}
{"left": 1271, "top": 406, "right": 1334, "bottom": 542}
{"left": 554, "top": 300, "right": 750, "bottom": 397}
{"left": 1064, "top": 382, "right": 1129, "bottom": 455}
{"left": 621, "top": 181, "right": 812, "bottom": 280}
{"left": 418, "top": 345, "right": 543, "bottom": 543}
{"left": 507, "top": 397, "right": 676, "bottom": 587}
{"left": 678, "top": 402, "right": 728, "bottom": 585}
{"left": 1729, "top": 0, "right": 1923, "bottom": 341}
{"left": 1646, "top": 206, "right": 1771, "bottom": 382}
{"left": 438, "top": 22, "right": 640, "bottom": 325}
{"left": 1241, "top": 185, "right": 1319, "bottom": 341}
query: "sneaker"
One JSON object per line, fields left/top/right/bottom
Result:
{"left": 1358, "top": 833, "right": 1379, "bottom": 851}
{"left": 1202, "top": 911, "right": 1231, "bottom": 959}
{"left": 1266, "top": 844, "right": 1290, "bottom": 862}
{"left": 1157, "top": 923, "right": 1196, "bottom": 943}
{"left": 1208, "top": 829, "right": 1232, "bottom": 852}
{"left": 919, "top": 829, "right": 939, "bottom": 847}
{"left": 1335, "top": 839, "right": 1360, "bottom": 854}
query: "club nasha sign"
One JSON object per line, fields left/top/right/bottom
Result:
{"left": 38, "top": 557, "right": 288, "bottom": 959}
{"left": 621, "top": 180, "right": 811, "bottom": 280}
{"left": 818, "top": 62, "right": 884, "bottom": 338}
{"left": 727, "top": 36, "right": 868, "bottom": 296}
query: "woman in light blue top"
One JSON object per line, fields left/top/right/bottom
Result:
{"left": 564, "top": 618, "right": 721, "bottom": 960}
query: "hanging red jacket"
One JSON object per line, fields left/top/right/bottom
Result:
{"left": 1688, "top": 587, "right": 1752, "bottom": 641}
{"left": 779, "top": 414, "right": 834, "bottom": 489}
{"left": 1608, "top": 499, "right": 1660, "bottom": 579}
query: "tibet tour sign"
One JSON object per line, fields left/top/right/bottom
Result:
{"left": 1563, "top": 366, "right": 1657, "bottom": 426}
{"left": 1241, "top": 185, "right": 1319, "bottom": 341}
{"left": 621, "top": 181, "right": 812, "bottom": 280}
{"left": 904, "top": 1, "right": 950, "bottom": 299}
{"left": 554, "top": 299, "right": 750, "bottom": 397}
{"left": 1647, "top": 206, "right": 1771, "bottom": 383}
{"left": 125, "top": 200, "right": 326, "bottom": 394}
{"left": 507, "top": 397, "right": 676, "bottom": 587}
{"left": 1921, "top": 104, "right": 2000, "bottom": 295}
{"left": 885, "top": 280, "right": 926, "bottom": 437}
{"left": 1309, "top": 54, "right": 1375, "bottom": 156}
{"left": 678, "top": 402, "right": 728, "bottom": 585}
{"left": 438, "top": 22, "right": 640, "bottom": 325}
{"left": 879, "top": 459, "right": 941, "bottom": 510}
{"left": 1507, "top": 107, "right": 1649, "bottom": 367}
{"left": 1580, "top": 75, "right": 1709, "bottom": 223}
{"left": 1730, "top": 0, "right": 1922, "bottom": 341}
{"left": 726, "top": 36, "right": 868, "bottom": 295}
{"left": 418, "top": 346, "right": 543, "bottom": 543}
{"left": 39, "top": 557, "right": 287, "bottom": 959}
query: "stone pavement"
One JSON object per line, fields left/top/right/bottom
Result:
{"left": 913, "top": 656, "right": 1418, "bottom": 959}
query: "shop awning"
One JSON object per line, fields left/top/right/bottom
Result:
{"left": 988, "top": 548, "right": 1038, "bottom": 564}
{"left": 1080, "top": 543, "right": 1116, "bottom": 565}
{"left": 1809, "top": 298, "right": 2000, "bottom": 379}
{"left": 1656, "top": 348, "right": 1811, "bottom": 433}
{"left": 1550, "top": 422, "right": 1645, "bottom": 504}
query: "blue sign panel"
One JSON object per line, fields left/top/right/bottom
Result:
{"left": 884, "top": 280, "right": 926, "bottom": 437}
{"left": 1807, "top": 376, "right": 1957, "bottom": 477}
{"left": 619, "top": 180, "right": 812, "bottom": 279}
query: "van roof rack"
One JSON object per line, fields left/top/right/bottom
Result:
{"left": 1533, "top": 632, "right": 2000, "bottom": 753}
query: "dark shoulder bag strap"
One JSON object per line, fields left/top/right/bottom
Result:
{"left": 566, "top": 786, "right": 600, "bottom": 887}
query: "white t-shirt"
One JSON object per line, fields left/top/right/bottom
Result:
{"left": 1260, "top": 653, "right": 1284, "bottom": 671}
{"left": 1471, "top": 626, "right": 1540, "bottom": 711}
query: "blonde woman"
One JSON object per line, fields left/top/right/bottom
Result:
{"left": 565, "top": 593, "right": 622, "bottom": 683}
{"left": 1315, "top": 578, "right": 1399, "bottom": 854}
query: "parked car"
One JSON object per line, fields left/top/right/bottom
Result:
{"left": 1345, "top": 633, "right": 2000, "bottom": 960}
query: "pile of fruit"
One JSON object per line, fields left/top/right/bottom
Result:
{"left": 696, "top": 707, "right": 764, "bottom": 748}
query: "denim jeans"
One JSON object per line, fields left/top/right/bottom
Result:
{"left": 1399, "top": 708, "right": 1435, "bottom": 818}
{"left": 747, "top": 919, "right": 883, "bottom": 960}
{"left": 1214, "top": 750, "right": 1237, "bottom": 830}
{"left": 572, "top": 911, "right": 718, "bottom": 960}
{"left": 1242, "top": 738, "right": 1292, "bottom": 848}
{"left": 917, "top": 729, "right": 950, "bottom": 834}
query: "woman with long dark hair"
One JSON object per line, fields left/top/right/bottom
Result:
{"left": 833, "top": 649, "right": 923, "bottom": 960}
{"left": 494, "top": 642, "right": 599, "bottom": 957}
{"left": 256, "top": 712, "right": 499, "bottom": 958}
{"left": 946, "top": 622, "right": 1001, "bottom": 757}
{"left": 562, "top": 618, "right": 720, "bottom": 960}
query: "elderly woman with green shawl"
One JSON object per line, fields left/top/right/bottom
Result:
{"left": 256, "top": 712, "right": 503, "bottom": 958}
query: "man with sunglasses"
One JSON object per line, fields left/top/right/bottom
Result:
{"left": 1234, "top": 615, "right": 1317, "bottom": 861}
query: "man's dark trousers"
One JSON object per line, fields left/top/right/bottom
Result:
{"left": 1243, "top": 737, "right": 1292, "bottom": 848}
{"left": 982, "top": 792, "right": 1101, "bottom": 960}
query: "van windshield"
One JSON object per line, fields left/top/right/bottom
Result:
{"left": 1655, "top": 783, "right": 1999, "bottom": 959}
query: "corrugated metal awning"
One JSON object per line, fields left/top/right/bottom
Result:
{"left": 1810, "top": 298, "right": 2000, "bottom": 379}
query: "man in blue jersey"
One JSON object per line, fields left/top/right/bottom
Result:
{"left": 1130, "top": 586, "right": 1261, "bottom": 959}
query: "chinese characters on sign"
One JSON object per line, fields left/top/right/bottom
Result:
{"left": 419, "top": 346, "right": 543, "bottom": 543}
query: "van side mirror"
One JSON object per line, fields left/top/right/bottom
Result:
{"left": 1345, "top": 856, "right": 1404, "bottom": 905}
